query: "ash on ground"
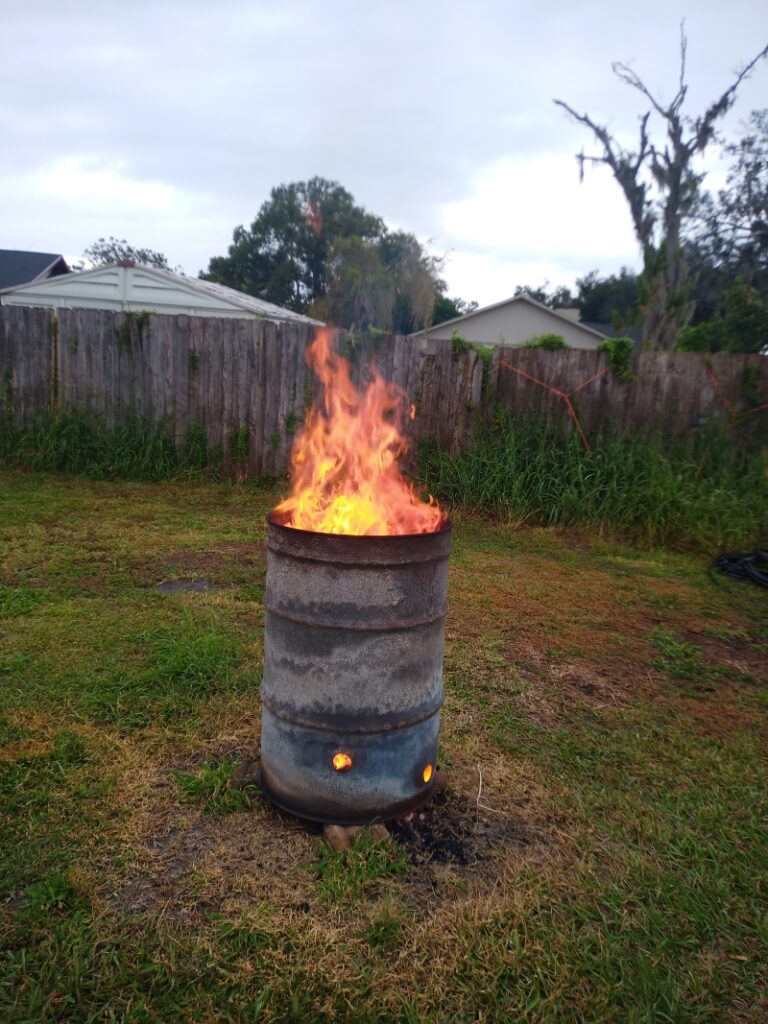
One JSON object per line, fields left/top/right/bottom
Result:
{"left": 389, "top": 789, "right": 522, "bottom": 866}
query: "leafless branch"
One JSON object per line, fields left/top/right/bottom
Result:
{"left": 693, "top": 42, "right": 768, "bottom": 151}
{"left": 612, "top": 61, "right": 670, "bottom": 120}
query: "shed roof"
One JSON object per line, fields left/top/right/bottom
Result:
{"left": 0, "top": 262, "right": 322, "bottom": 325}
{"left": 0, "top": 249, "right": 70, "bottom": 290}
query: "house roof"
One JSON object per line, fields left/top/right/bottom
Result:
{"left": 417, "top": 294, "right": 608, "bottom": 341}
{"left": 0, "top": 261, "right": 323, "bottom": 325}
{"left": 0, "top": 249, "right": 70, "bottom": 290}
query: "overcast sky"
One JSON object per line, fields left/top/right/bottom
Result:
{"left": 2, "top": 0, "right": 767, "bottom": 306}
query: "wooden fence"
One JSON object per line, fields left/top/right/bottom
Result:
{"left": 0, "top": 306, "right": 765, "bottom": 476}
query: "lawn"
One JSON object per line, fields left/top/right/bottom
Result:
{"left": 1, "top": 469, "right": 766, "bottom": 1023}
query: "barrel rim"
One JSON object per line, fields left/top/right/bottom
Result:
{"left": 267, "top": 510, "right": 452, "bottom": 540}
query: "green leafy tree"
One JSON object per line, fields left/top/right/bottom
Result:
{"left": 514, "top": 283, "right": 575, "bottom": 308}
{"left": 432, "top": 295, "right": 479, "bottom": 325}
{"left": 81, "top": 237, "right": 178, "bottom": 272}
{"left": 575, "top": 268, "right": 640, "bottom": 325}
{"left": 205, "top": 178, "right": 468, "bottom": 332}
{"left": 677, "top": 276, "right": 768, "bottom": 353}
{"left": 696, "top": 109, "right": 768, "bottom": 288}
{"left": 378, "top": 231, "right": 444, "bottom": 334}
{"left": 555, "top": 29, "right": 768, "bottom": 350}
{"left": 203, "top": 177, "right": 384, "bottom": 313}
{"left": 313, "top": 237, "right": 393, "bottom": 331}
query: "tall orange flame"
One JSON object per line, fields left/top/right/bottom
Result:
{"left": 272, "top": 328, "right": 445, "bottom": 536}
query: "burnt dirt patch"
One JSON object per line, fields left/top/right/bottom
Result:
{"left": 109, "top": 751, "right": 550, "bottom": 925}
{"left": 390, "top": 789, "right": 529, "bottom": 866}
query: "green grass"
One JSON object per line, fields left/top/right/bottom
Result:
{"left": 174, "top": 759, "right": 258, "bottom": 815}
{"left": 1, "top": 469, "right": 767, "bottom": 1022}
{"left": 419, "top": 418, "right": 767, "bottom": 552}
{"left": 0, "top": 410, "right": 214, "bottom": 481}
{"left": 310, "top": 832, "right": 411, "bottom": 903}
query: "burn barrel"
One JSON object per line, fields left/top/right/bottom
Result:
{"left": 259, "top": 515, "right": 451, "bottom": 824}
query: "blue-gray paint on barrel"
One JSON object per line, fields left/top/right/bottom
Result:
{"left": 259, "top": 516, "right": 451, "bottom": 824}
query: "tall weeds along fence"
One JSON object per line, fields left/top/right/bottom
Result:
{"left": 1, "top": 306, "right": 765, "bottom": 475}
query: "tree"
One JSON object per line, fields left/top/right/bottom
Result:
{"left": 205, "top": 178, "right": 467, "bottom": 332}
{"left": 514, "top": 283, "right": 574, "bottom": 308}
{"left": 377, "top": 231, "right": 444, "bottom": 334}
{"left": 575, "top": 268, "right": 640, "bottom": 324}
{"left": 677, "top": 276, "right": 768, "bottom": 353}
{"left": 312, "top": 237, "right": 394, "bottom": 331}
{"left": 696, "top": 109, "right": 768, "bottom": 288}
{"left": 432, "top": 295, "right": 479, "bottom": 325}
{"left": 204, "top": 177, "right": 384, "bottom": 313}
{"left": 555, "top": 28, "right": 768, "bottom": 350}
{"left": 81, "top": 237, "right": 178, "bottom": 272}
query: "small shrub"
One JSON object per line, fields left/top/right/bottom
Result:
{"left": 451, "top": 330, "right": 471, "bottom": 357}
{"left": 598, "top": 336, "right": 635, "bottom": 380}
{"left": 25, "top": 873, "right": 80, "bottom": 914}
{"left": 230, "top": 425, "right": 250, "bottom": 460}
{"left": 524, "top": 333, "right": 568, "bottom": 350}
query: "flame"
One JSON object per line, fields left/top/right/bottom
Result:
{"left": 332, "top": 752, "right": 353, "bottom": 772}
{"left": 422, "top": 763, "right": 434, "bottom": 784}
{"left": 272, "top": 328, "right": 445, "bottom": 536}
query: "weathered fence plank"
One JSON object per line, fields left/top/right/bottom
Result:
{"left": 0, "top": 307, "right": 765, "bottom": 475}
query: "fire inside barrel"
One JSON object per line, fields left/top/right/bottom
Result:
{"left": 259, "top": 328, "right": 450, "bottom": 824}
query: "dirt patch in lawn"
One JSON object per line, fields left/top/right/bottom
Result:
{"left": 109, "top": 748, "right": 557, "bottom": 927}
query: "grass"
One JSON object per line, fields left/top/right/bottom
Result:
{"left": 175, "top": 759, "right": 258, "bottom": 815}
{"left": 1, "top": 469, "right": 767, "bottom": 1022}
{"left": 0, "top": 410, "right": 215, "bottom": 481}
{"left": 419, "top": 418, "right": 768, "bottom": 552}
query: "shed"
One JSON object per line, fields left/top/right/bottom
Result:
{"left": 413, "top": 295, "right": 607, "bottom": 350}
{"left": 0, "top": 262, "right": 322, "bottom": 326}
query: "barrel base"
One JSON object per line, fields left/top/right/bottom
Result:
{"left": 259, "top": 704, "right": 441, "bottom": 825}
{"left": 258, "top": 768, "right": 438, "bottom": 826}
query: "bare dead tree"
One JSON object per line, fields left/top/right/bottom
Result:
{"left": 555, "top": 27, "right": 768, "bottom": 350}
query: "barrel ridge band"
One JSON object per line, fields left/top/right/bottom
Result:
{"left": 260, "top": 691, "right": 444, "bottom": 735}
{"left": 262, "top": 601, "right": 448, "bottom": 631}
{"left": 265, "top": 542, "right": 450, "bottom": 568}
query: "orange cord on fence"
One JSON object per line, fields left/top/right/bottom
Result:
{"left": 498, "top": 360, "right": 609, "bottom": 451}
{"left": 703, "top": 362, "right": 768, "bottom": 422}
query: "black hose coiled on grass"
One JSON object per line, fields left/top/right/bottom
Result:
{"left": 713, "top": 551, "right": 768, "bottom": 589}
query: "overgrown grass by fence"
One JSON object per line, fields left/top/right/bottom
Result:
{"left": 419, "top": 419, "right": 768, "bottom": 552}
{"left": 0, "top": 411, "right": 215, "bottom": 482}
{"left": 1, "top": 306, "right": 766, "bottom": 477}
{"left": 2, "top": 408, "right": 764, "bottom": 551}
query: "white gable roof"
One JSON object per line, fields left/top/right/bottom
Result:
{"left": 0, "top": 262, "right": 322, "bottom": 325}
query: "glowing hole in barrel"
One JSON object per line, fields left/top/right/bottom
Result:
{"left": 332, "top": 752, "right": 353, "bottom": 772}
{"left": 422, "top": 763, "right": 434, "bottom": 784}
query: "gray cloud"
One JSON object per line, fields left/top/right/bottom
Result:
{"left": 2, "top": 0, "right": 766, "bottom": 295}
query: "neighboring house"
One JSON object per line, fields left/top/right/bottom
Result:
{"left": 0, "top": 249, "right": 70, "bottom": 290}
{"left": 0, "top": 261, "right": 323, "bottom": 326}
{"left": 412, "top": 295, "right": 607, "bottom": 350}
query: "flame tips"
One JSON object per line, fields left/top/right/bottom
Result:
{"left": 422, "top": 763, "right": 433, "bottom": 784}
{"left": 273, "top": 328, "right": 445, "bottom": 537}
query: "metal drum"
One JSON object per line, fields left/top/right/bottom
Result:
{"left": 259, "top": 515, "right": 451, "bottom": 824}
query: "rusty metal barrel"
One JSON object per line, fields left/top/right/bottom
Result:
{"left": 259, "top": 515, "right": 451, "bottom": 824}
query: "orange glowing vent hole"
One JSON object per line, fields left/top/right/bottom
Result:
{"left": 423, "top": 763, "right": 434, "bottom": 784}
{"left": 332, "top": 752, "right": 353, "bottom": 772}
